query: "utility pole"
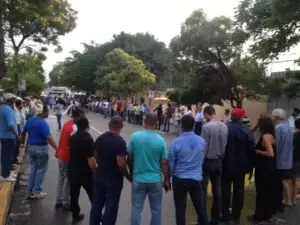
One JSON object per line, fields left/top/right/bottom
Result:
{"left": 0, "top": 0, "right": 5, "bottom": 80}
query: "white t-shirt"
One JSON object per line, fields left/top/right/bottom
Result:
{"left": 185, "top": 110, "right": 193, "bottom": 116}
{"left": 103, "top": 101, "right": 109, "bottom": 108}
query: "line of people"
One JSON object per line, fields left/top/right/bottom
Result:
{"left": 10, "top": 97, "right": 300, "bottom": 225}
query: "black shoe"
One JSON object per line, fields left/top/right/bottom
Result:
{"left": 55, "top": 203, "right": 63, "bottom": 209}
{"left": 72, "top": 213, "right": 84, "bottom": 224}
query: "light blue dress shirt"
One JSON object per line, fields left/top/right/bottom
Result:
{"left": 195, "top": 112, "right": 203, "bottom": 122}
{"left": 168, "top": 131, "right": 206, "bottom": 181}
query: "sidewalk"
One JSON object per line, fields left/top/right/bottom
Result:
{"left": 0, "top": 145, "right": 26, "bottom": 225}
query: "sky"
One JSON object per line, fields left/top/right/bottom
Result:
{"left": 43, "top": 0, "right": 300, "bottom": 80}
{"left": 43, "top": 0, "right": 239, "bottom": 78}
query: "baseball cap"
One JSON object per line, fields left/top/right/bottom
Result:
{"left": 109, "top": 115, "right": 123, "bottom": 128}
{"left": 232, "top": 108, "right": 245, "bottom": 119}
{"left": 3, "top": 93, "right": 17, "bottom": 100}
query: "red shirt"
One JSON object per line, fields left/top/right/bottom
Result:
{"left": 56, "top": 119, "right": 77, "bottom": 162}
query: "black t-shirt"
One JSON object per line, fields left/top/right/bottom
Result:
{"left": 294, "top": 131, "right": 300, "bottom": 163}
{"left": 94, "top": 132, "right": 127, "bottom": 185}
{"left": 68, "top": 131, "right": 94, "bottom": 175}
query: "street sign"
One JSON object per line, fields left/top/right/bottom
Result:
{"left": 148, "top": 90, "right": 155, "bottom": 99}
{"left": 18, "top": 79, "right": 26, "bottom": 91}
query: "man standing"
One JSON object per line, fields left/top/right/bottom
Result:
{"left": 90, "top": 115, "right": 131, "bottom": 225}
{"left": 0, "top": 93, "right": 19, "bottom": 181}
{"left": 169, "top": 115, "right": 208, "bottom": 225}
{"left": 287, "top": 108, "right": 300, "bottom": 130}
{"left": 55, "top": 108, "right": 84, "bottom": 210}
{"left": 127, "top": 113, "right": 169, "bottom": 225}
{"left": 272, "top": 108, "right": 293, "bottom": 208}
{"left": 201, "top": 105, "right": 228, "bottom": 225}
{"left": 221, "top": 108, "right": 255, "bottom": 224}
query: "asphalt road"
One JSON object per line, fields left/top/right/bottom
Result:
{"left": 26, "top": 113, "right": 178, "bottom": 225}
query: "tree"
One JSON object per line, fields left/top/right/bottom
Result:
{"left": 50, "top": 32, "right": 173, "bottom": 92}
{"left": 3, "top": 53, "right": 45, "bottom": 96}
{"left": 112, "top": 32, "right": 173, "bottom": 90}
{"left": 4, "top": 0, "right": 77, "bottom": 55}
{"left": 0, "top": 0, "right": 5, "bottom": 79}
{"left": 94, "top": 48, "right": 156, "bottom": 97}
{"left": 169, "top": 9, "right": 267, "bottom": 107}
{"left": 236, "top": 0, "right": 300, "bottom": 59}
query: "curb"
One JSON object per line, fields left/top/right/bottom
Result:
{"left": 0, "top": 146, "right": 26, "bottom": 225}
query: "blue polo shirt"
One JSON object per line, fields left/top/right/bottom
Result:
{"left": 24, "top": 117, "right": 51, "bottom": 146}
{"left": 128, "top": 130, "right": 167, "bottom": 183}
{"left": 0, "top": 104, "right": 17, "bottom": 139}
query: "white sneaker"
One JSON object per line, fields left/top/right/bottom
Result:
{"left": 10, "top": 173, "right": 17, "bottom": 178}
{"left": 2, "top": 175, "right": 16, "bottom": 182}
{"left": 32, "top": 192, "right": 47, "bottom": 199}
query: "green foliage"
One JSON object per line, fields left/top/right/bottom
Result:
{"left": 169, "top": 9, "right": 266, "bottom": 107}
{"left": 94, "top": 48, "right": 156, "bottom": 97}
{"left": 3, "top": 53, "right": 45, "bottom": 96}
{"left": 49, "top": 32, "right": 172, "bottom": 92}
{"left": 3, "top": 0, "right": 77, "bottom": 54}
{"left": 236, "top": 0, "right": 300, "bottom": 59}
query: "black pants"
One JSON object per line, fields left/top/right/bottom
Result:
{"left": 14, "top": 125, "right": 21, "bottom": 163}
{"left": 221, "top": 172, "right": 246, "bottom": 220}
{"left": 254, "top": 170, "right": 280, "bottom": 220}
{"left": 173, "top": 177, "right": 208, "bottom": 225}
{"left": 203, "top": 158, "right": 222, "bottom": 224}
{"left": 68, "top": 171, "right": 93, "bottom": 217}
{"left": 90, "top": 181, "right": 123, "bottom": 225}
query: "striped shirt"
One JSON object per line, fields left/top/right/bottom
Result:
{"left": 275, "top": 122, "right": 294, "bottom": 170}
{"left": 201, "top": 119, "right": 228, "bottom": 159}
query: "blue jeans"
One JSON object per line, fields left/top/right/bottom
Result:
{"left": 0, "top": 138, "right": 16, "bottom": 178}
{"left": 56, "top": 114, "right": 62, "bottom": 130}
{"left": 28, "top": 145, "right": 49, "bottom": 194}
{"left": 131, "top": 181, "right": 162, "bottom": 225}
{"left": 90, "top": 181, "right": 123, "bottom": 225}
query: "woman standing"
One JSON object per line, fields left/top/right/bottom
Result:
{"left": 247, "top": 116, "right": 278, "bottom": 223}
{"left": 55, "top": 98, "right": 64, "bottom": 131}
{"left": 22, "top": 104, "right": 58, "bottom": 199}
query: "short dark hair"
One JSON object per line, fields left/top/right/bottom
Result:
{"left": 203, "top": 105, "right": 215, "bottom": 115}
{"left": 295, "top": 118, "right": 300, "bottom": 130}
{"left": 181, "top": 115, "right": 195, "bottom": 131}
{"left": 294, "top": 108, "right": 300, "bottom": 115}
{"left": 258, "top": 116, "right": 275, "bottom": 136}
{"left": 72, "top": 108, "right": 84, "bottom": 118}
{"left": 15, "top": 99, "right": 22, "bottom": 106}
{"left": 76, "top": 117, "right": 89, "bottom": 131}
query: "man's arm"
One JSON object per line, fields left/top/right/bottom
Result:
{"left": 8, "top": 111, "right": 19, "bottom": 139}
{"left": 127, "top": 153, "right": 133, "bottom": 175}
{"left": 116, "top": 139, "right": 132, "bottom": 182}
{"left": 160, "top": 141, "right": 170, "bottom": 191}
{"left": 127, "top": 135, "right": 135, "bottom": 175}
{"left": 201, "top": 125, "right": 209, "bottom": 154}
{"left": 168, "top": 141, "right": 176, "bottom": 178}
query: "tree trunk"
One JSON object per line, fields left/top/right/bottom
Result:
{"left": 0, "top": 0, "right": 5, "bottom": 81}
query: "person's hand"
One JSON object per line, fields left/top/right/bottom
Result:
{"left": 126, "top": 174, "right": 133, "bottom": 183}
{"left": 88, "top": 157, "right": 98, "bottom": 169}
{"left": 16, "top": 135, "right": 21, "bottom": 142}
{"left": 163, "top": 179, "right": 171, "bottom": 192}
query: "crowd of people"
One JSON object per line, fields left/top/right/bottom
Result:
{"left": 1, "top": 92, "right": 300, "bottom": 225}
